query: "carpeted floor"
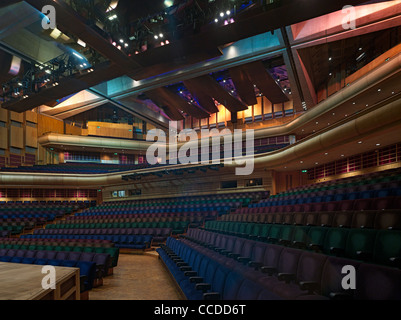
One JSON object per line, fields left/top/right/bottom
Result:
{"left": 89, "top": 251, "right": 184, "bottom": 300}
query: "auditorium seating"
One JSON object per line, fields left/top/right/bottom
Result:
{"left": 202, "top": 221, "right": 401, "bottom": 268}
{"left": 19, "top": 234, "right": 152, "bottom": 250}
{"left": 0, "top": 242, "right": 117, "bottom": 273}
{"left": 159, "top": 226, "right": 401, "bottom": 300}
{"left": 33, "top": 227, "right": 172, "bottom": 245}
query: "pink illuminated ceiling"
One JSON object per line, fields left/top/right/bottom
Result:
{"left": 291, "top": 0, "right": 401, "bottom": 42}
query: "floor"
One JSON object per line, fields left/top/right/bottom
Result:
{"left": 89, "top": 249, "right": 185, "bottom": 300}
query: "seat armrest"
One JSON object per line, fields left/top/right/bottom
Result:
{"left": 299, "top": 281, "right": 320, "bottom": 294}
{"left": 389, "top": 257, "right": 401, "bottom": 268}
{"left": 292, "top": 241, "right": 307, "bottom": 250}
{"left": 237, "top": 257, "right": 251, "bottom": 264}
{"left": 356, "top": 251, "right": 372, "bottom": 261}
{"left": 278, "top": 273, "right": 296, "bottom": 284}
{"left": 203, "top": 292, "right": 221, "bottom": 300}
{"left": 196, "top": 283, "right": 211, "bottom": 292}
{"left": 260, "top": 266, "right": 277, "bottom": 276}
{"left": 176, "top": 262, "right": 188, "bottom": 267}
{"left": 329, "top": 292, "right": 353, "bottom": 300}
{"left": 190, "top": 276, "right": 204, "bottom": 283}
{"left": 179, "top": 266, "right": 192, "bottom": 272}
{"left": 228, "top": 253, "right": 240, "bottom": 259}
{"left": 278, "top": 239, "right": 291, "bottom": 246}
{"left": 248, "top": 261, "right": 263, "bottom": 270}
{"left": 330, "top": 247, "right": 345, "bottom": 256}
{"left": 308, "top": 243, "right": 322, "bottom": 252}
{"left": 184, "top": 271, "right": 197, "bottom": 277}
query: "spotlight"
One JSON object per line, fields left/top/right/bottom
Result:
{"left": 226, "top": 10, "right": 230, "bottom": 15}
{"left": 214, "top": 18, "right": 218, "bottom": 22}
{"left": 220, "top": 12, "right": 224, "bottom": 17}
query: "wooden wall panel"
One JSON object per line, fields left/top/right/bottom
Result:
{"left": 25, "top": 126, "right": 38, "bottom": 148}
{"left": 87, "top": 122, "right": 132, "bottom": 139}
{"left": 10, "top": 126, "right": 23, "bottom": 149}
{"left": 10, "top": 111, "right": 23, "bottom": 123}
{"left": 65, "top": 124, "right": 82, "bottom": 136}
{"left": 0, "top": 108, "right": 7, "bottom": 122}
{"left": 0, "top": 127, "right": 7, "bottom": 149}
{"left": 37, "top": 114, "right": 64, "bottom": 136}
{"left": 25, "top": 111, "right": 38, "bottom": 123}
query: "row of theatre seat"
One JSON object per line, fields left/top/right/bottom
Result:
{"left": 219, "top": 209, "right": 401, "bottom": 230}
{"left": 159, "top": 228, "right": 401, "bottom": 300}
{"left": 284, "top": 167, "right": 401, "bottom": 195}
{"left": 244, "top": 196, "right": 401, "bottom": 213}
{"left": 0, "top": 237, "right": 114, "bottom": 248}
{"left": 0, "top": 203, "right": 81, "bottom": 237}
{"left": 20, "top": 234, "right": 153, "bottom": 250}
{"left": 0, "top": 242, "right": 119, "bottom": 269}
{"left": 202, "top": 222, "right": 401, "bottom": 268}
{"left": 63, "top": 215, "right": 206, "bottom": 226}
{"left": 45, "top": 221, "right": 189, "bottom": 235}
{"left": 33, "top": 227, "right": 172, "bottom": 244}
{"left": 250, "top": 190, "right": 401, "bottom": 209}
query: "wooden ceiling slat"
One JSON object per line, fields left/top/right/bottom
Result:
{"left": 242, "top": 61, "right": 289, "bottom": 104}
{"left": 189, "top": 75, "right": 248, "bottom": 113}
{"left": 229, "top": 66, "right": 258, "bottom": 106}
{"left": 183, "top": 78, "right": 219, "bottom": 114}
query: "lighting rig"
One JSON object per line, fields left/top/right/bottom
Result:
{"left": 0, "top": 51, "right": 93, "bottom": 104}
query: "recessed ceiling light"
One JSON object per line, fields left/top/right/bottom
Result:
{"left": 352, "top": 102, "right": 356, "bottom": 105}
{"left": 220, "top": 12, "right": 224, "bottom": 17}
{"left": 214, "top": 18, "right": 218, "bottom": 23}
{"left": 329, "top": 57, "right": 332, "bottom": 61}
{"left": 376, "top": 143, "right": 381, "bottom": 146}
{"left": 358, "top": 141, "right": 362, "bottom": 144}
{"left": 378, "top": 89, "right": 381, "bottom": 92}
{"left": 341, "top": 154, "right": 345, "bottom": 157}
{"left": 325, "top": 153, "right": 328, "bottom": 155}
{"left": 300, "top": 161, "right": 303, "bottom": 163}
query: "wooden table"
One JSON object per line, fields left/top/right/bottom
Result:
{"left": 0, "top": 262, "right": 80, "bottom": 300}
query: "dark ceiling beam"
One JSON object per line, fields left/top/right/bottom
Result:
{"left": 182, "top": 78, "right": 219, "bottom": 114}
{"left": 145, "top": 87, "right": 210, "bottom": 119}
{"left": 2, "top": 62, "right": 124, "bottom": 113}
{"left": 144, "top": 89, "right": 185, "bottom": 121}
{"left": 188, "top": 75, "right": 248, "bottom": 113}
{"left": 241, "top": 61, "right": 289, "bottom": 104}
{"left": 86, "top": 88, "right": 170, "bottom": 130}
{"left": 229, "top": 66, "right": 258, "bottom": 106}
